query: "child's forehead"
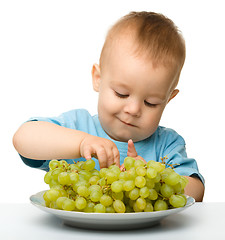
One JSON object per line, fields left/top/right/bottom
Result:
{"left": 103, "top": 32, "right": 179, "bottom": 72}
{"left": 105, "top": 41, "right": 179, "bottom": 98}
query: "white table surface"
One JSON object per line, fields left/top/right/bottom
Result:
{"left": 0, "top": 202, "right": 225, "bottom": 240}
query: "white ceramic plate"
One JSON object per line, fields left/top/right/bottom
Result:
{"left": 30, "top": 190, "right": 195, "bottom": 230}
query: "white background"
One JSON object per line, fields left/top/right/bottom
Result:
{"left": 1, "top": 0, "right": 224, "bottom": 203}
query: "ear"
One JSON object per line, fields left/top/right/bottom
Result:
{"left": 92, "top": 64, "right": 101, "bottom": 92}
{"left": 168, "top": 89, "right": 179, "bottom": 103}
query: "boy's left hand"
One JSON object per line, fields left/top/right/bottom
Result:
{"left": 120, "top": 139, "right": 147, "bottom": 170}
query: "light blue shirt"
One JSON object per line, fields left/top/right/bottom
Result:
{"left": 21, "top": 108, "right": 204, "bottom": 184}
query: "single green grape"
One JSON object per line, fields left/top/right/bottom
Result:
{"left": 90, "top": 190, "right": 103, "bottom": 202}
{"left": 90, "top": 169, "right": 100, "bottom": 177}
{"left": 129, "top": 188, "right": 140, "bottom": 200}
{"left": 135, "top": 176, "right": 146, "bottom": 188}
{"left": 111, "top": 180, "right": 123, "bottom": 193}
{"left": 89, "top": 175, "right": 100, "bottom": 185}
{"left": 180, "top": 176, "right": 189, "bottom": 189}
{"left": 44, "top": 171, "right": 52, "bottom": 184}
{"left": 82, "top": 159, "right": 95, "bottom": 171}
{"left": 88, "top": 184, "right": 101, "bottom": 193}
{"left": 173, "top": 182, "right": 182, "bottom": 193}
{"left": 119, "top": 171, "right": 128, "bottom": 180}
{"left": 58, "top": 172, "right": 71, "bottom": 185}
{"left": 109, "top": 165, "right": 121, "bottom": 176}
{"left": 148, "top": 189, "right": 158, "bottom": 200}
{"left": 144, "top": 202, "right": 154, "bottom": 212}
{"left": 51, "top": 168, "right": 63, "bottom": 181}
{"left": 62, "top": 198, "right": 76, "bottom": 211}
{"left": 146, "top": 167, "right": 157, "bottom": 179}
{"left": 124, "top": 157, "right": 135, "bottom": 170}
{"left": 49, "top": 159, "right": 60, "bottom": 170}
{"left": 147, "top": 160, "right": 165, "bottom": 172}
{"left": 106, "top": 170, "right": 118, "bottom": 184}
{"left": 125, "top": 205, "right": 134, "bottom": 213}
{"left": 112, "top": 191, "right": 124, "bottom": 201}
{"left": 79, "top": 170, "right": 92, "bottom": 181}
{"left": 139, "top": 186, "right": 150, "bottom": 198}
{"left": 69, "top": 172, "right": 79, "bottom": 184}
{"left": 99, "top": 168, "right": 109, "bottom": 178}
{"left": 56, "top": 197, "right": 67, "bottom": 209}
{"left": 76, "top": 161, "right": 84, "bottom": 168}
{"left": 75, "top": 197, "right": 87, "bottom": 210}
{"left": 154, "top": 200, "right": 168, "bottom": 211}
{"left": 44, "top": 189, "right": 61, "bottom": 202}
{"left": 77, "top": 185, "right": 89, "bottom": 198}
{"left": 136, "top": 197, "right": 146, "bottom": 210}
{"left": 113, "top": 200, "right": 126, "bottom": 213}
{"left": 123, "top": 180, "right": 135, "bottom": 191}
{"left": 160, "top": 183, "right": 174, "bottom": 198}
{"left": 169, "top": 194, "right": 186, "bottom": 208}
{"left": 73, "top": 179, "right": 88, "bottom": 192}
{"left": 100, "top": 194, "right": 113, "bottom": 206}
{"left": 105, "top": 206, "right": 115, "bottom": 213}
{"left": 145, "top": 177, "right": 155, "bottom": 189}
{"left": 59, "top": 160, "right": 68, "bottom": 169}
{"left": 164, "top": 172, "right": 181, "bottom": 186}
{"left": 134, "top": 159, "right": 145, "bottom": 168}
{"left": 98, "top": 177, "right": 106, "bottom": 186}
{"left": 83, "top": 202, "right": 95, "bottom": 213}
{"left": 133, "top": 202, "right": 142, "bottom": 212}
{"left": 126, "top": 167, "right": 137, "bottom": 180}
{"left": 69, "top": 163, "right": 80, "bottom": 172}
{"left": 49, "top": 201, "right": 58, "bottom": 209}
{"left": 51, "top": 185, "right": 67, "bottom": 197}
{"left": 94, "top": 203, "right": 106, "bottom": 213}
{"left": 136, "top": 166, "right": 147, "bottom": 176}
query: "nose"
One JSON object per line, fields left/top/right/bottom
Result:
{"left": 123, "top": 99, "right": 141, "bottom": 117}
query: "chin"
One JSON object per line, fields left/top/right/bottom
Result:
{"left": 112, "top": 134, "right": 142, "bottom": 143}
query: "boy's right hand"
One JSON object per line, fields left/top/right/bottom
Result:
{"left": 79, "top": 135, "right": 120, "bottom": 169}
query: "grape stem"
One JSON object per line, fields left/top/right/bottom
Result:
{"left": 160, "top": 156, "right": 180, "bottom": 169}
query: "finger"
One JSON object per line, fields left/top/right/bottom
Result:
{"left": 96, "top": 147, "right": 108, "bottom": 169}
{"left": 120, "top": 163, "right": 125, "bottom": 171}
{"left": 81, "top": 145, "right": 93, "bottom": 160}
{"left": 106, "top": 149, "right": 115, "bottom": 168}
{"left": 127, "top": 139, "right": 138, "bottom": 157}
{"left": 112, "top": 147, "right": 120, "bottom": 167}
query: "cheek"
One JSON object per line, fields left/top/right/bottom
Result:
{"left": 143, "top": 108, "right": 164, "bottom": 127}
{"left": 98, "top": 91, "right": 118, "bottom": 113}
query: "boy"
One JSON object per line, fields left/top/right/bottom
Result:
{"left": 13, "top": 11, "right": 204, "bottom": 201}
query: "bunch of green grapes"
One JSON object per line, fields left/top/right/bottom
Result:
{"left": 43, "top": 157, "right": 188, "bottom": 213}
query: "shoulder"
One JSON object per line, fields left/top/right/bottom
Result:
{"left": 62, "top": 108, "right": 92, "bottom": 118}
{"left": 61, "top": 108, "right": 94, "bottom": 123}
{"left": 61, "top": 108, "right": 98, "bottom": 130}
{"left": 154, "top": 126, "right": 185, "bottom": 145}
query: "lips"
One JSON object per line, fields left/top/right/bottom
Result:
{"left": 120, "top": 119, "right": 136, "bottom": 127}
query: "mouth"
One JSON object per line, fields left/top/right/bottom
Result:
{"left": 120, "top": 119, "right": 137, "bottom": 127}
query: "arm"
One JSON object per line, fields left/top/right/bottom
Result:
{"left": 13, "top": 121, "right": 120, "bottom": 168}
{"left": 184, "top": 176, "right": 205, "bottom": 202}
{"left": 126, "top": 139, "right": 204, "bottom": 201}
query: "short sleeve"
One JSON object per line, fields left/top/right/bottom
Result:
{"left": 163, "top": 137, "right": 205, "bottom": 185}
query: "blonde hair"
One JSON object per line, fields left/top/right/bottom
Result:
{"left": 100, "top": 11, "right": 186, "bottom": 72}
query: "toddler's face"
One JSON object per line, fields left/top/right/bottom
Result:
{"left": 92, "top": 38, "right": 179, "bottom": 142}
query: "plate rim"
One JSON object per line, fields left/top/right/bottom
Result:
{"left": 30, "top": 190, "right": 195, "bottom": 219}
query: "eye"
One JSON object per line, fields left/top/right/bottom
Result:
{"left": 144, "top": 100, "right": 157, "bottom": 107}
{"left": 115, "top": 91, "right": 129, "bottom": 98}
